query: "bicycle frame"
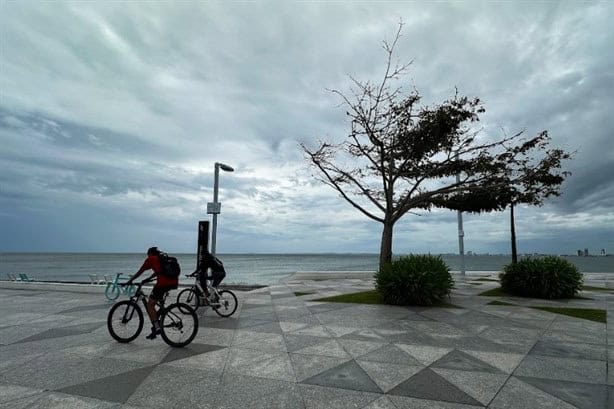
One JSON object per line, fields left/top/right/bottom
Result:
{"left": 188, "top": 275, "right": 221, "bottom": 304}
{"left": 123, "top": 278, "right": 182, "bottom": 329}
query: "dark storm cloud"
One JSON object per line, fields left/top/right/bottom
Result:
{"left": 0, "top": 1, "right": 612, "bottom": 253}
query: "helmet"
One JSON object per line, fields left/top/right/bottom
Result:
{"left": 147, "top": 247, "right": 159, "bottom": 256}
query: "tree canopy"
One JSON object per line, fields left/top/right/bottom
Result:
{"left": 302, "top": 24, "right": 571, "bottom": 268}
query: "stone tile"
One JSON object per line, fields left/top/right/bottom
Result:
{"left": 432, "top": 368, "right": 509, "bottom": 406}
{"left": 518, "top": 376, "right": 608, "bottom": 409}
{"left": 356, "top": 360, "right": 422, "bottom": 392}
{"left": 236, "top": 353, "right": 296, "bottom": 382}
{"left": 387, "top": 395, "right": 483, "bottom": 408}
{"left": 231, "top": 330, "right": 283, "bottom": 346}
{"left": 325, "top": 325, "right": 361, "bottom": 337}
{"left": 0, "top": 352, "right": 149, "bottom": 390}
{"left": 307, "top": 303, "right": 353, "bottom": 314}
{"left": 431, "top": 349, "right": 503, "bottom": 373}
{"left": 489, "top": 376, "right": 578, "bottom": 409}
{"left": 340, "top": 329, "right": 388, "bottom": 343}
{"left": 289, "top": 325, "right": 333, "bottom": 338}
{"left": 337, "top": 339, "right": 387, "bottom": 359}
{"left": 226, "top": 347, "right": 279, "bottom": 370}
{"left": 529, "top": 340, "right": 606, "bottom": 361}
{"left": 127, "top": 366, "right": 221, "bottom": 409}
{"left": 284, "top": 334, "right": 330, "bottom": 353}
{"left": 358, "top": 343, "right": 422, "bottom": 366}
{"left": 0, "top": 384, "right": 44, "bottom": 404}
{"left": 298, "top": 384, "right": 381, "bottom": 409}
{"left": 12, "top": 322, "right": 105, "bottom": 344}
{"left": 279, "top": 321, "right": 310, "bottom": 333}
{"left": 193, "top": 327, "right": 234, "bottom": 346}
{"left": 460, "top": 350, "right": 525, "bottom": 374}
{"left": 236, "top": 318, "right": 274, "bottom": 329}
{"left": 301, "top": 360, "right": 382, "bottom": 393}
{"left": 58, "top": 304, "right": 110, "bottom": 314}
{"left": 201, "top": 318, "right": 239, "bottom": 330}
{"left": 394, "top": 344, "right": 452, "bottom": 366}
{"left": 161, "top": 343, "right": 226, "bottom": 364}
{"left": 387, "top": 368, "right": 481, "bottom": 406}
{"left": 294, "top": 339, "right": 350, "bottom": 358}
{"left": 362, "top": 396, "right": 398, "bottom": 409}
{"left": 514, "top": 355, "right": 606, "bottom": 384}
{"left": 542, "top": 328, "right": 606, "bottom": 345}
{"left": 56, "top": 365, "right": 156, "bottom": 403}
{"left": 164, "top": 345, "right": 229, "bottom": 374}
{"left": 0, "top": 391, "right": 118, "bottom": 409}
{"left": 215, "top": 374, "right": 299, "bottom": 408}
{"left": 290, "top": 353, "right": 351, "bottom": 382}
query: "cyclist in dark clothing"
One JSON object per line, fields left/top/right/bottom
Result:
{"left": 125, "top": 247, "right": 178, "bottom": 339}
{"left": 197, "top": 250, "right": 226, "bottom": 299}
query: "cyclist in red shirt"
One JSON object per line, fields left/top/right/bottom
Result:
{"left": 125, "top": 247, "right": 178, "bottom": 339}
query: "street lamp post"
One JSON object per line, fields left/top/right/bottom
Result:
{"left": 209, "top": 162, "right": 234, "bottom": 256}
{"left": 455, "top": 152, "right": 466, "bottom": 276}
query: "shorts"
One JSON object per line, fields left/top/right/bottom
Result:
{"left": 150, "top": 285, "right": 177, "bottom": 301}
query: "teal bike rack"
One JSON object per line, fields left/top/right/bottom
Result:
{"left": 105, "top": 273, "right": 136, "bottom": 301}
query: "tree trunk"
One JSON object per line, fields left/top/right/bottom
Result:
{"left": 510, "top": 203, "right": 518, "bottom": 264}
{"left": 379, "top": 221, "right": 394, "bottom": 270}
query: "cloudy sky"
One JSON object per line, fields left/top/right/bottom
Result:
{"left": 1, "top": 1, "right": 613, "bottom": 255}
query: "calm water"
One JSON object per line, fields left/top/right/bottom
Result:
{"left": 1, "top": 253, "right": 613, "bottom": 285}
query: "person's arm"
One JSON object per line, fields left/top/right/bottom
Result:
{"left": 125, "top": 257, "right": 153, "bottom": 285}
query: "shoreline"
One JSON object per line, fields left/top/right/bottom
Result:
{"left": 1, "top": 270, "right": 611, "bottom": 294}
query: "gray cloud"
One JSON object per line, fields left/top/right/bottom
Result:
{"left": 1, "top": 1, "right": 613, "bottom": 255}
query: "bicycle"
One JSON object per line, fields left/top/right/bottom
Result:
{"left": 105, "top": 273, "right": 136, "bottom": 301}
{"left": 176, "top": 272, "right": 238, "bottom": 317}
{"left": 107, "top": 275, "right": 198, "bottom": 348}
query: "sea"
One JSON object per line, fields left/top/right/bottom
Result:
{"left": 1, "top": 253, "right": 613, "bottom": 285}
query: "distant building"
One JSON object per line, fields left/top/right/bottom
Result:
{"left": 601, "top": 249, "right": 607, "bottom": 256}
{"left": 584, "top": 248, "right": 589, "bottom": 257}
{"left": 577, "top": 250, "right": 583, "bottom": 256}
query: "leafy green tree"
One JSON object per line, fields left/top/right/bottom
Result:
{"left": 302, "top": 24, "right": 569, "bottom": 269}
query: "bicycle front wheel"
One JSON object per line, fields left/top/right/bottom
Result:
{"left": 105, "top": 283, "right": 120, "bottom": 301}
{"left": 176, "top": 288, "right": 199, "bottom": 310}
{"left": 213, "top": 290, "right": 238, "bottom": 317}
{"left": 107, "top": 300, "right": 143, "bottom": 343}
{"left": 160, "top": 303, "right": 198, "bottom": 348}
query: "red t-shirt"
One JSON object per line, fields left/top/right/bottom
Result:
{"left": 136, "top": 255, "right": 177, "bottom": 287}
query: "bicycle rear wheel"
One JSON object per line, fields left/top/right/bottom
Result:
{"left": 160, "top": 303, "right": 198, "bottom": 348}
{"left": 213, "top": 290, "right": 238, "bottom": 317}
{"left": 107, "top": 300, "right": 143, "bottom": 343}
{"left": 176, "top": 288, "right": 199, "bottom": 311}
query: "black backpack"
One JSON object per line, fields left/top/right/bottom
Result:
{"left": 158, "top": 252, "right": 181, "bottom": 279}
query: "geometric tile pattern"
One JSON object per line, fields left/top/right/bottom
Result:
{"left": 0, "top": 275, "right": 610, "bottom": 408}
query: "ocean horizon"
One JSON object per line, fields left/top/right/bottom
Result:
{"left": 2, "top": 252, "right": 613, "bottom": 285}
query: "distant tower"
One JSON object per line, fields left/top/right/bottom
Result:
{"left": 584, "top": 248, "right": 589, "bottom": 257}
{"left": 602, "top": 249, "right": 607, "bottom": 256}
{"left": 577, "top": 250, "right": 583, "bottom": 256}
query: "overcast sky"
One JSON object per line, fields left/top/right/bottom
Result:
{"left": 1, "top": 1, "right": 613, "bottom": 255}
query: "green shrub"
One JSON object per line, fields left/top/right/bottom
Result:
{"left": 375, "top": 255, "right": 454, "bottom": 306}
{"left": 499, "top": 256, "right": 583, "bottom": 299}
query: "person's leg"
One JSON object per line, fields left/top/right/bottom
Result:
{"left": 145, "top": 287, "right": 164, "bottom": 339}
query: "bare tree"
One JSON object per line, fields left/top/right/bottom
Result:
{"left": 302, "top": 24, "right": 566, "bottom": 269}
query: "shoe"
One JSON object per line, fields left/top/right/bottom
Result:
{"left": 146, "top": 326, "right": 161, "bottom": 340}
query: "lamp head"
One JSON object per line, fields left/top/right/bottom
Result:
{"left": 216, "top": 162, "right": 234, "bottom": 172}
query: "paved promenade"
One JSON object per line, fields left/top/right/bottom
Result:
{"left": 0, "top": 276, "right": 611, "bottom": 408}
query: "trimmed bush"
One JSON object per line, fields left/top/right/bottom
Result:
{"left": 375, "top": 255, "right": 454, "bottom": 306}
{"left": 499, "top": 256, "right": 583, "bottom": 299}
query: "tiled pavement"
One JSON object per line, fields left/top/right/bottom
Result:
{"left": 0, "top": 277, "right": 611, "bottom": 408}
